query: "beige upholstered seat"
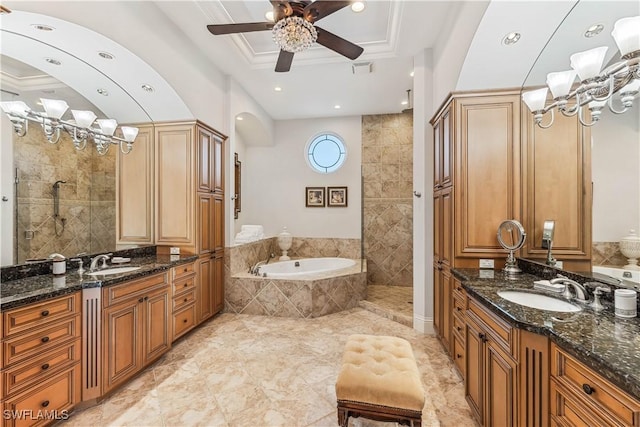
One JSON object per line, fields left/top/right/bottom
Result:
{"left": 336, "top": 334, "right": 425, "bottom": 426}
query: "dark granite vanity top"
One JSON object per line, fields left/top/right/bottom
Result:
{"left": 1, "top": 254, "right": 198, "bottom": 311}
{"left": 453, "top": 268, "right": 640, "bottom": 402}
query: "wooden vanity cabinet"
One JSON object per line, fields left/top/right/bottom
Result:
{"left": 102, "top": 272, "right": 170, "bottom": 394}
{"left": 451, "top": 281, "right": 467, "bottom": 377}
{"left": 550, "top": 343, "right": 640, "bottom": 427}
{"left": 465, "top": 295, "right": 519, "bottom": 427}
{"left": 171, "top": 262, "right": 198, "bottom": 341}
{"left": 1, "top": 293, "right": 82, "bottom": 427}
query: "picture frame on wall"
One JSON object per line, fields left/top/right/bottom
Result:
{"left": 305, "top": 187, "right": 325, "bottom": 207}
{"left": 327, "top": 186, "right": 348, "bottom": 207}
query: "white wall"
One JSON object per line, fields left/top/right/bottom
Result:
{"left": 412, "top": 49, "right": 435, "bottom": 334}
{"left": 1, "top": 114, "right": 14, "bottom": 266}
{"left": 233, "top": 131, "right": 247, "bottom": 239}
{"left": 592, "top": 108, "right": 640, "bottom": 241}
{"left": 241, "top": 116, "right": 362, "bottom": 239}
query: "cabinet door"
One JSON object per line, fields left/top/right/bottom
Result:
{"left": 213, "top": 252, "right": 225, "bottom": 314}
{"left": 465, "top": 316, "right": 484, "bottom": 423}
{"left": 155, "top": 124, "right": 194, "bottom": 246}
{"left": 212, "top": 133, "right": 225, "bottom": 194}
{"left": 433, "top": 264, "right": 442, "bottom": 337}
{"left": 143, "top": 289, "right": 170, "bottom": 364}
{"left": 117, "top": 125, "right": 154, "bottom": 245}
{"left": 521, "top": 109, "right": 591, "bottom": 266}
{"left": 485, "top": 341, "right": 518, "bottom": 427}
{"left": 198, "top": 194, "right": 213, "bottom": 254}
{"left": 433, "top": 190, "right": 442, "bottom": 262}
{"left": 441, "top": 107, "right": 453, "bottom": 187}
{"left": 441, "top": 187, "right": 453, "bottom": 267}
{"left": 434, "top": 116, "right": 442, "bottom": 189}
{"left": 197, "top": 126, "right": 213, "bottom": 192}
{"left": 455, "top": 95, "right": 521, "bottom": 258}
{"left": 441, "top": 267, "right": 453, "bottom": 352}
{"left": 213, "top": 194, "right": 224, "bottom": 252}
{"left": 103, "top": 300, "right": 140, "bottom": 393}
{"left": 198, "top": 256, "right": 213, "bottom": 322}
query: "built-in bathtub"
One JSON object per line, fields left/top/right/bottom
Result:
{"left": 259, "top": 257, "right": 357, "bottom": 278}
{"left": 225, "top": 258, "right": 366, "bottom": 318}
{"left": 593, "top": 265, "right": 640, "bottom": 290}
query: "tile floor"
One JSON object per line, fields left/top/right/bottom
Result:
{"left": 359, "top": 285, "right": 413, "bottom": 327}
{"left": 64, "top": 308, "right": 476, "bottom": 427}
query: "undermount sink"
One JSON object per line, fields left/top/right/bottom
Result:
{"left": 497, "top": 290, "right": 581, "bottom": 313}
{"left": 86, "top": 266, "right": 141, "bottom": 276}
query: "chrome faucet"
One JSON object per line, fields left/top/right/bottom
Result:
{"left": 550, "top": 275, "right": 589, "bottom": 302}
{"left": 249, "top": 252, "right": 275, "bottom": 275}
{"left": 90, "top": 253, "right": 112, "bottom": 271}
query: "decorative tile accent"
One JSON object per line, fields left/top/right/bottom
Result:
{"left": 362, "top": 113, "right": 413, "bottom": 287}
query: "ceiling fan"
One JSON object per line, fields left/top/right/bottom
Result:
{"left": 207, "top": 0, "right": 364, "bottom": 72}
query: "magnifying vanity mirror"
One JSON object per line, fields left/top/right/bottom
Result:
{"left": 497, "top": 220, "right": 526, "bottom": 274}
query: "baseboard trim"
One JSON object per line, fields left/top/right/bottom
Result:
{"left": 413, "top": 314, "right": 434, "bottom": 335}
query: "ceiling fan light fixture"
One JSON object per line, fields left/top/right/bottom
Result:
{"left": 351, "top": 2, "right": 365, "bottom": 13}
{"left": 272, "top": 16, "right": 317, "bottom": 53}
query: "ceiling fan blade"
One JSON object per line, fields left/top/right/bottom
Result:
{"left": 207, "top": 22, "right": 274, "bottom": 35}
{"left": 315, "top": 27, "right": 364, "bottom": 60}
{"left": 275, "top": 50, "right": 294, "bottom": 72}
{"left": 303, "top": 0, "right": 351, "bottom": 22}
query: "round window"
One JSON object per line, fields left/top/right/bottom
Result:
{"left": 305, "top": 133, "right": 347, "bottom": 174}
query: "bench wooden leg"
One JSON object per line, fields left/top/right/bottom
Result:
{"left": 337, "top": 405, "right": 348, "bottom": 427}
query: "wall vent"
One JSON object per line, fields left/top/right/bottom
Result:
{"left": 352, "top": 62, "right": 372, "bottom": 75}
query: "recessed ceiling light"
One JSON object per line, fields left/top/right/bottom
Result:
{"left": 351, "top": 2, "right": 365, "bottom": 12}
{"left": 502, "top": 32, "right": 521, "bottom": 46}
{"left": 401, "top": 100, "right": 408, "bottom": 106}
{"left": 236, "top": 116, "right": 244, "bottom": 121}
{"left": 274, "top": 86, "right": 282, "bottom": 92}
{"left": 97, "top": 88, "right": 109, "bottom": 96}
{"left": 45, "top": 58, "right": 61, "bottom": 65}
{"left": 584, "top": 24, "right": 604, "bottom": 38}
{"left": 334, "top": 105, "right": 341, "bottom": 109}
{"left": 141, "top": 84, "right": 154, "bottom": 92}
{"left": 98, "top": 51, "right": 115, "bottom": 60}
{"left": 410, "top": 70, "right": 414, "bottom": 77}
{"left": 265, "top": 10, "right": 274, "bottom": 22}
{"left": 32, "top": 24, "right": 54, "bottom": 31}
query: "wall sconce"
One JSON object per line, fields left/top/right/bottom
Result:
{"left": 523, "top": 15, "right": 640, "bottom": 128}
{"left": 0, "top": 98, "right": 138, "bottom": 155}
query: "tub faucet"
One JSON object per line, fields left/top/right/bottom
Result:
{"left": 550, "top": 276, "right": 589, "bottom": 303}
{"left": 250, "top": 261, "right": 266, "bottom": 275}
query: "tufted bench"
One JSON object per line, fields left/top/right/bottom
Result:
{"left": 335, "top": 334, "right": 425, "bottom": 427}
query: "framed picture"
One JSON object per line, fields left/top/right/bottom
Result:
{"left": 305, "top": 187, "right": 325, "bottom": 207}
{"left": 327, "top": 186, "right": 348, "bottom": 207}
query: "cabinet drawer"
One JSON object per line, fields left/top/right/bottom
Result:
{"left": 550, "top": 379, "right": 611, "bottom": 427}
{"left": 172, "top": 288, "right": 196, "bottom": 312}
{"left": 3, "top": 294, "right": 79, "bottom": 337}
{"left": 453, "top": 292, "right": 466, "bottom": 317}
{"left": 2, "top": 365, "right": 80, "bottom": 427}
{"left": 551, "top": 343, "right": 640, "bottom": 426}
{"left": 468, "top": 297, "right": 518, "bottom": 357}
{"left": 172, "top": 274, "right": 196, "bottom": 297}
{"left": 172, "top": 304, "right": 196, "bottom": 340}
{"left": 3, "top": 317, "right": 79, "bottom": 367}
{"left": 2, "top": 340, "right": 80, "bottom": 398}
{"left": 173, "top": 263, "right": 195, "bottom": 281}
{"left": 452, "top": 310, "right": 465, "bottom": 337}
{"left": 103, "top": 272, "right": 168, "bottom": 307}
{"left": 452, "top": 333, "right": 465, "bottom": 378}
{"left": 452, "top": 281, "right": 466, "bottom": 301}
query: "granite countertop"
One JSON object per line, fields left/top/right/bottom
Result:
{"left": 453, "top": 268, "right": 640, "bottom": 402}
{"left": 1, "top": 254, "right": 198, "bottom": 311}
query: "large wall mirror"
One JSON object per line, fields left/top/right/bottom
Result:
{"left": 522, "top": 1, "right": 640, "bottom": 272}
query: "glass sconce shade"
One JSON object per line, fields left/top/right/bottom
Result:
{"left": 570, "top": 46, "right": 608, "bottom": 81}
{"left": 611, "top": 16, "right": 640, "bottom": 57}
{"left": 120, "top": 126, "right": 139, "bottom": 142}
{"left": 522, "top": 87, "right": 549, "bottom": 112}
{"left": 97, "top": 119, "right": 118, "bottom": 136}
{"left": 620, "top": 79, "right": 640, "bottom": 95}
{"left": 40, "top": 98, "right": 69, "bottom": 119}
{"left": 0, "top": 101, "right": 29, "bottom": 117}
{"left": 71, "top": 110, "right": 97, "bottom": 128}
{"left": 546, "top": 70, "right": 577, "bottom": 99}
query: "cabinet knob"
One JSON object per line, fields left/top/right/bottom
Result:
{"left": 144, "top": 296, "right": 149, "bottom": 301}
{"left": 41, "top": 363, "right": 50, "bottom": 370}
{"left": 184, "top": 298, "right": 188, "bottom": 302}
{"left": 184, "top": 283, "right": 188, "bottom": 288}
{"left": 41, "top": 336, "right": 50, "bottom": 343}
{"left": 456, "top": 354, "right": 462, "bottom": 359}
{"left": 138, "top": 298, "right": 144, "bottom": 303}
{"left": 478, "top": 333, "right": 488, "bottom": 343}
{"left": 184, "top": 268, "right": 188, "bottom": 272}
{"left": 41, "top": 310, "right": 49, "bottom": 317}
{"left": 41, "top": 400, "right": 50, "bottom": 408}
{"left": 456, "top": 326, "right": 462, "bottom": 331}
{"left": 183, "top": 319, "right": 188, "bottom": 323}
{"left": 582, "top": 383, "right": 595, "bottom": 395}
{"left": 456, "top": 307, "right": 462, "bottom": 312}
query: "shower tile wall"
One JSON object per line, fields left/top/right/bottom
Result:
{"left": 14, "top": 126, "right": 115, "bottom": 262}
{"left": 362, "top": 113, "right": 413, "bottom": 287}
{"left": 592, "top": 242, "right": 627, "bottom": 266}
